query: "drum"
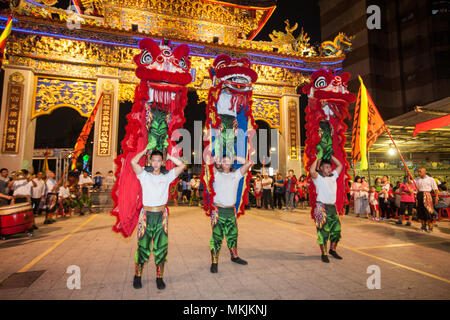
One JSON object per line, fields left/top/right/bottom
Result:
{"left": 0, "top": 202, "right": 34, "bottom": 238}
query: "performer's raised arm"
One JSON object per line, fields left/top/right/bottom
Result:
{"left": 131, "top": 148, "right": 147, "bottom": 175}
{"left": 235, "top": 156, "right": 254, "bottom": 176}
{"left": 166, "top": 154, "right": 186, "bottom": 177}
{"left": 331, "top": 155, "right": 343, "bottom": 175}
{"left": 309, "top": 156, "right": 320, "bottom": 179}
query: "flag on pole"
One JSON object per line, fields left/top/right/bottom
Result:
{"left": 413, "top": 114, "right": 450, "bottom": 136}
{"left": 0, "top": 14, "right": 13, "bottom": 66}
{"left": 351, "top": 76, "right": 385, "bottom": 170}
{"left": 71, "top": 93, "right": 104, "bottom": 170}
{"left": 42, "top": 149, "right": 49, "bottom": 175}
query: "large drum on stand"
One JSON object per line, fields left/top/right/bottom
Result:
{"left": 0, "top": 203, "right": 34, "bottom": 239}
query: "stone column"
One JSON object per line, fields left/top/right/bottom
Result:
{"left": 0, "top": 66, "right": 36, "bottom": 173}
{"left": 92, "top": 76, "right": 120, "bottom": 175}
{"left": 280, "top": 94, "right": 303, "bottom": 177}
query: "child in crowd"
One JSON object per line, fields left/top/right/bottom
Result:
{"left": 369, "top": 186, "right": 380, "bottom": 221}
{"left": 93, "top": 172, "right": 103, "bottom": 191}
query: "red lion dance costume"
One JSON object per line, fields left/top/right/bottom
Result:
{"left": 303, "top": 69, "right": 355, "bottom": 257}
{"left": 201, "top": 54, "right": 258, "bottom": 219}
{"left": 111, "top": 38, "right": 192, "bottom": 238}
{"left": 201, "top": 55, "right": 257, "bottom": 267}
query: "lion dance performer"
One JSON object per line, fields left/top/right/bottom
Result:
{"left": 111, "top": 38, "right": 192, "bottom": 289}
{"left": 303, "top": 69, "right": 356, "bottom": 263}
{"left": 201, "top": 54, "right": 257, "bottom": 273}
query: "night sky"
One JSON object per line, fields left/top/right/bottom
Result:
{"left": 32, "top": 0, "right": 321, "bottom": 165}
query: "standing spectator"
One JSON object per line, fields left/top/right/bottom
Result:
{"left": 262, "top": 173, "right": 273, "bottom": 210}
{"left": 93, "top": 171, "right": 103, "bottom": 191}
{"left": 44, "top": 170, "right": 59, "bottom": 223}
{"left": 434, "top": 184, "right": 449, "bottom": 219}
{"left": 378, "top": 175, "right": 391, "bottom": 220}
{"left": 189, "top": 175, "right": 201, "bottom": 206}
{"left": 415, "top": 168, "right": 439, "bottom": 232}
{"left": 296, "top": 175, "right": 308, "bottom": 209}
{"left": 104, "top": 170, "right": 116, "bottom": 191}
{"left": 351, "top": 176, "right": 370, "bottom": 218}
{"left": 396, "top": 175, "right": 417, "bottom": 226}
{"left": 177, "top": 179, "right": 183, "bottom": 204}
{"left": 182, "top": 179, "right": 189, "bottom": 204}
{"left": 284, "top": 170, "right": 297, "bottom": 211}
{"left": 344, "top": 179, "right": 352, "bottom": 215}
{"left": 78, "top": 170, "right": 94, "bottom": 215}
{"left": 31, "top": 172, "right": 45, "bottom": 216}
{"left": 0, "top": 168, "right": 13, "bottom": 206}
{"left": 254, "top": 175, "right": 262, "bottom": 208}
{"left": 369, "top": 186, "right": 380, "bottom": 221}
{"left": 374, "top": 177, "right": 382, "bottom": 193}
{"left": 273, "top": 173, "right": 285, "bottom": 209}
{"left": 392, "top": 181, "right": 402, "bottom": 216}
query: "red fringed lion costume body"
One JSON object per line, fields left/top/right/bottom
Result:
{"left": 303, "top": 69, "right": 356, "bottom": 219}
{"left": 111, "top": 38, "right": 192, "bottom": 238}
{"left": 201, "top": 54, "right": 258, "bottom": 219}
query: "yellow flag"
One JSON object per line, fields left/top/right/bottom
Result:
{"left": 358, "top": 76, "right": 368, "bottom": 170}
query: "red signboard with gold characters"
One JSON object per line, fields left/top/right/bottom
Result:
{"left": 2, "top": 78, "right": 23, "bottom": 153}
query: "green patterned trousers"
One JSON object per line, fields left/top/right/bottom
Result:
{"left": 210, "top": 207, "right": 238, "bottom": 262}
{"left": 135, "top": 210, "right": 168, "bottom": 277}
{"left": 316, "top": 204, "right": 341, "bottom": 245}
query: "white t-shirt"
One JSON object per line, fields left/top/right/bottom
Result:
{"left": 31, "top": 179, "right": 45, "bottom": 198}
{"left": 13, "top": 180, "right": 33, "bottom": 197}
{"left": 213, "top": 170, "right": 243, "bottom": 207}
{"left": 137, "top": 169, "right": 176, "bottom": 207}
{"left": 312, "top": 170, "right": 338, "bottom": 204}
{"left": 46, "top": 178, "right": 57, "bottom": 194}
{"left": 254, "top": 180, "right": 262, "bottom": 192}
{"left": 262, "top": 177, "right": 272, "bottom": 190}
{"left": 78, "top": 175, "right": 93, "bottom": 186}
{"left": 59, "top": 186, "right": 70, "bottom": 199}
{"left": 415, "top": 175, "right": 438, "bottom": 192}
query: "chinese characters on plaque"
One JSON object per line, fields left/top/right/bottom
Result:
{"left": 2, "top": 78, "right": 24, "bottom": 153}
{"left": 97, "top": 92, "right": 113, "bottom": 156}
{"left": 288, "top": 100, "right": 298, "bottom": 160}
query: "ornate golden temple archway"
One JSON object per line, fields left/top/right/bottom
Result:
{"left": 0, "top": 0, "right": 349, "bottom": 176}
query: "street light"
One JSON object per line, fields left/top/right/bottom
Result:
{"left": 388, "top": 147, "right": 395, "bottom": 156}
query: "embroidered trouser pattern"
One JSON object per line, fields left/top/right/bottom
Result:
{"left": 209, "top": 207, "right": 238, "bottom": 259}
{"left": 316, "top": 205, "right": 341, "bottom": 245}
{"left": 135, "top": 211, "right": 168, "bottom": 267}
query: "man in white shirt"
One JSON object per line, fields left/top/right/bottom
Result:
{"left": 77, "top": 171, "right": 94, "bottom": 215}
{"left": 31, "top": 172, "right": 45, "bottom": 216}
{"left": 209, "top": 155, "right": 253, "bottom": 274}
{"left": 310, "top": 155, "right": 343, "bottom": 263}
{"left": 131, "top": 148, "right": 185, "bottom": 290}
{"left": 415, "top": 168, "right": 439, "bottom": 232}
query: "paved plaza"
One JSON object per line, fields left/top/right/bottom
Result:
{"left": 0, "top": 206, "right": 449, "bottom": 300}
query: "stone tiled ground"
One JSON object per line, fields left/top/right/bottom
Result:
{"left": 0, "top": 206, "right": 449, "bottom": 300}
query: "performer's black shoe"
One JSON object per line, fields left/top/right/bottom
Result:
{"left": 156, "top": 278, "right": 166, "bottom": 290}
{"left": 321, "top": 254, "right": 330, "bottom": 263}
{"left": 329, "top": 249, "right": 343, "bottom": 259}
{"left": 210, "top": 263, "right": 218, "bottom": 273}
{"left": 133, "top": 276, "right": 142, "bottom": 289}
{"left": 231, "top": 257, "right": 248, "bottom": 265}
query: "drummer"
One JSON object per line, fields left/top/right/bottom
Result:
{"left": 9, "top": 170, "right": 38, "bottom": 229}
{"left": 0, "top": 168, "right": 13, "bottom": 207}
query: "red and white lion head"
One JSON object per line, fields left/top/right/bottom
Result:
{"left": 209, "top": 54, "right": 258, "bottom": 92}
{"left": 134, "top": 38, "right": 192, "bottom": 86}
{"left": 302, "top": 69, "right": 355, "bottom": 104}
